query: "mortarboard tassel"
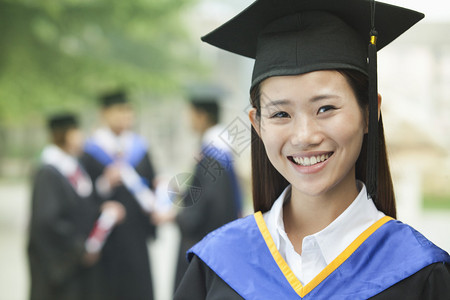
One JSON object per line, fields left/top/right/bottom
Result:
{"left": 367, "top": 0, "right": 379, "bottom": 202}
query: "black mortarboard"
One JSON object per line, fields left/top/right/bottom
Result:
{"left": 201, "top": 0, "right": 424, "bottom": 201}
{"left": 201, "top": 0, "right": 423, "bottom": 88}
{"left": 48, "top": 113, "right": 78, "bottom": 131}
{"left": 99, "top": 90, "right": 128, "bottom": 108}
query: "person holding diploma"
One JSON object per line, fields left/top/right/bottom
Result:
{"left": 81, "top": 91, "right": 158, "bottom": 300}
{"left": 28, "top": 113, "right": 125, "bottom": 300}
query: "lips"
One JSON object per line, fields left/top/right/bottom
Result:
{"left": 288, "top": 152, "right": 333, "bottom": 167}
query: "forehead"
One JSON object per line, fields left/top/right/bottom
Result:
{"left": 66, "top": 127, "right": 82, "bottom": 135}
{"left": 260, "top": 70, "right": 351, "bottom": 101}
{"left": 103, "top": 103, "right": 133, "bottom": 112}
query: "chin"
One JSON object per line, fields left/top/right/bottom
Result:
{"left": 288, "top": 173, "right": 337, "bottom": 198}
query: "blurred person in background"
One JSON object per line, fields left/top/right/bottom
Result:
{"left": 27, "top": 113, "right": 125, "bottom": 300}
{"left": 154, "top": 85, "right": 243, "bottom": 292}
{"left": 81, "top": 91, "right": 158, "bottom": 300}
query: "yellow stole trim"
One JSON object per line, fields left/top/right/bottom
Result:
{"left": 254, "top": 211, "right": 393, "bottom": 298}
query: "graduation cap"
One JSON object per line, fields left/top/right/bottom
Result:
{"left": 99, "top": 90, "right": 129, "bottom": 108}
{"left": 48, "top": 113, "right": 78, "bottom": 131}
{"left": 201, "top": 0, "right": 424, "bottom": 201}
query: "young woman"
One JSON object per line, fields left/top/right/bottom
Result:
{"left": 174, "top": 0, "right": 450, "bottom": 299}
{"left": 28, "top": 113, "right": 125, "bottom": 300}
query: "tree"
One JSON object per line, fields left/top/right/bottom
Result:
{"left": 0, "top": 0, "right": 201, "bottom": 124}
{"left": 0, "top": 0, "right": 202, "bottom": 171}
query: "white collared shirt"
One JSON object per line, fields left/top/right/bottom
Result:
{"left": 91, "top": 127, "right": 138, "bottom": 158}
{"left": 263, "top": 182, "right": 385, "bottom": 285}
{"left": 202, "top": 124, "right": 230, "bottom": 152}
{"left": 91, "top": 127, "right": 142, "bottom": 197}
{"left": 41, "top": 145, "right": 93, "bottom": 197}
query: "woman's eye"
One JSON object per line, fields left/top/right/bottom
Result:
{"left": 318, "top": 105, "right": 336, "bottom": 114}
{"left": 270, "top": 111, "right": 290, "bottom": 118}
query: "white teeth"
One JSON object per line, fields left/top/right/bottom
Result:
{"left": 304, "top": 157, "right": 310, "bottom": 165}
{"left": 291, "top": 153, "right": 330, "bottom": 166}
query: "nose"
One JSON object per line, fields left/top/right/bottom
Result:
{"left": 289, "top": 116, "right": 323, "bottom": 148}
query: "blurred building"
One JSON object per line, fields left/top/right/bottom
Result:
{"left": 378, "top": 22, "right": 450, "bottom": 220}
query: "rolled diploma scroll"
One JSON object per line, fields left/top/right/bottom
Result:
{"left": 85, "top": 208, "right": 119, "bottom": 254}
{"left": 119, "top": 163, "right": 156, "bottom": 213}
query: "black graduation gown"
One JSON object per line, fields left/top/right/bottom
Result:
{"left": 27, "top": 165, "right": 109, "bottom": 300}
{"left": 80, "top": 150, "right": 156, "bottom": 300}
{"left": 175, "top": 256, "right": 450, "bottom": 300}
{"left": 174, "top": 154, "right": 240, "bottom": 291}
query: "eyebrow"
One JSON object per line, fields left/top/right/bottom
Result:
{"left": 310, "top": 94, "right": 340, "bottom": 102}
{"left": 261, "top": 99, "right": 291, "bottom": 109}
{"left": 261, "top": 94, "right": 340, "bottom": 109}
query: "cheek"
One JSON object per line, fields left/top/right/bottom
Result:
{"left": 333, "top": 114, "right": 365, "bottom": 154}
{"left": 66, "top": 131, "right": 84, "bottom": 153}
{"left": 73, "top": 133, "right": 84, "bottom": 147}
{"left": 260, "top": 127, "right": 285, "bottom": 162}
{"left": 105, "top": 114, "right": 118, "bottom": 128}
{"left": 122, "top": 114, "right": 133, "bottom": 128}
{"left": 124, "top": 110, "right": 134, "bottom": 123}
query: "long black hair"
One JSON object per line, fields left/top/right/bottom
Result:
{"left": 249, "top": 69, "right": 396, "bottom": 218}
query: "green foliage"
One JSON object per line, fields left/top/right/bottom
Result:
{"left": 423, "top": 194, "right": 450, "bottom": 211}
{"left": 0, "top": 0, "right": 201, "bottom": 125}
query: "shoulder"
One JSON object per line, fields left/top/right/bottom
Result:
{"left": 351, "top": 218, "right": 450, "bottom": 292}
{"left": 34, "top": 164, "right": 62, "bottom": 180}
{"left": 188, "top": 214, "right": 257, "bottom": 261}
{"left": 129, "top": 132, "right": 148, "bottom": 149}
{"left": 174, "top": 255, "right": 244, "bottom": 300}
{"left": 31, "top": 165, "right": 67, "bottom": 196}
{"left": 370, "top": 262, "right": 450, "bottom": 299}
{"left": 379, "top": 219, "right": 450, "bottom": 261}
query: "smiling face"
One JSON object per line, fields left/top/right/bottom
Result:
{"left": 249, "top": 70, "right": 367, "bottom": 200}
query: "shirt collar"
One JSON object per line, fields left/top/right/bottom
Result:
{"left": 311, "top": 182, "right": 385, "bottom": 264}
{"left": 41, "top": 144, "right": 78, "bottom": 175}
{"left": 264, "top": 181, "right": 385, "bottom": 264}
{"left": 264, "top": 185, "right": 290, "bottom": 249}
{"left": 41, "top": 144, "right": 93, "bottom": 197}
{"left": 202, "top": 124, "right": 229, "bottom": 152}
{"left": 92, "top": 127, "right": 134, "bottom": 157}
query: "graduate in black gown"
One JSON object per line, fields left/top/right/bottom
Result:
{"left": 80, "top": 91, "right": 157, "bottom": 300}
{"left": 173, "top": 87, "right": 243, "bottom": 290}
{"left": 28, "top": 113, "right": 125, "bottom": 300}
{"left": 174, "top": 0, "right": 450, "bottom": 299}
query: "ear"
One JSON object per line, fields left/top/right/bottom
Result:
{"left": 248, "top": 107, "right": 261, "bottom": 137}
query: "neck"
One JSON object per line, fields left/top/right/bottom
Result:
{"left": 58, "top": 144, "right": 75, "bottom": 157}
{"left": 283, "top": 176, "right": 359, "bottom": 252}
{"left": 199, "top": 123, "right": 215, "bottom": 138}
{"left": 108, "top": 127, "right": 123, "bottom": 136}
